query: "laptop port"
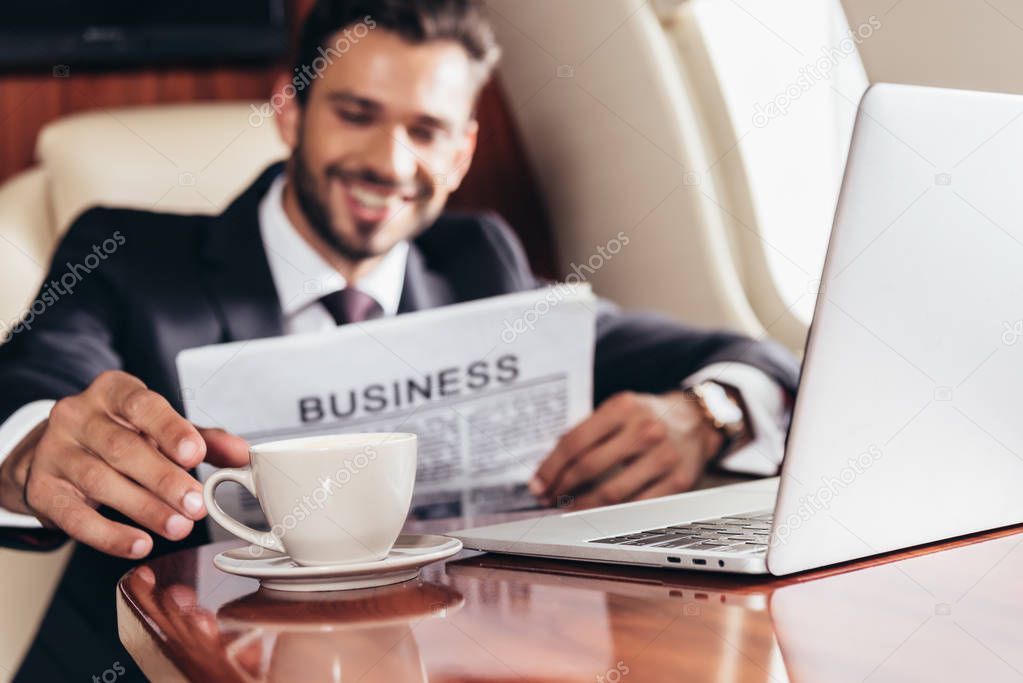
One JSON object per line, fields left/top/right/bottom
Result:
{"left": 693, "top": 558, "right": 707, "bottom": 566}
{"left": 667, "top": 556, "right": 681, "bottom": 563}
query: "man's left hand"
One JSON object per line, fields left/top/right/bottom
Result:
{"left": 529, "top": 390, "right": 725, "bottom": 510}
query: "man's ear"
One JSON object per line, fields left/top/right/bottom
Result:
{"left": 445, "top": 119, "right": 479, "bottom": 191}
{"left": 272, "top": 73, "right": 302, "bottom": 151}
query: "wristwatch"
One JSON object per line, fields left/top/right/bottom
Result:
{"left": 686, "top": 381, "right": 747, "bottom": 447}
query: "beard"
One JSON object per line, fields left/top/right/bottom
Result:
{"left": 292, "top": 138, "right": 374, "bottom": 262}
{"left": 290, "top": 125, "right": 439, "bottom": 262}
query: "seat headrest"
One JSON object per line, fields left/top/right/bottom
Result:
{"left": 36, "top": 102, "right": 289, "bottom": 234}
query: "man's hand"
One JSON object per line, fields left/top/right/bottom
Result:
{"left": 0, "top": 370, "right": 250, "bottom": 559}
{"left": 529, "top": 390, "right": 725, "bottom": 510}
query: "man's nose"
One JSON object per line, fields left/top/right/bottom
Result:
{"left": 363, "top": 126, "right": 419, "bottom": 188}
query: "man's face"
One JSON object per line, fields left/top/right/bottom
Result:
{"left": 281, "top": 29, "right": 480, "bottom": 261}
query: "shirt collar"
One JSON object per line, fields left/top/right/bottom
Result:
{"left": 258, "top": 175, "right": 408, "bottom": 318}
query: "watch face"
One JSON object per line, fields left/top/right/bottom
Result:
{"left": 698, "top": 382, "right": 745, "bottom": 429}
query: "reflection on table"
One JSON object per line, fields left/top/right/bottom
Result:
{"left": 117, "top": 514, "right": 1023, "bottom": 682}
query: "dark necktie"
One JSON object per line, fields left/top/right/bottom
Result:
{"left": 319, "top": 287, "right": 384, "bottom": 325}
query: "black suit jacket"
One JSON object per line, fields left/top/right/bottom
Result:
{"left": 2, "top": 162, "right": 798, "bottom": 681}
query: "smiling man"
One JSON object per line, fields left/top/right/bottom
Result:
{"left": 283, "top": 18, "right": 486, "bottom": 276}
{"left": 0, "top": 1, "right": 797, "bottom": 680}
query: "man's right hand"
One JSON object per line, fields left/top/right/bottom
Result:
{"left": 0, "top": 370, "right": 249, "bottom": 559}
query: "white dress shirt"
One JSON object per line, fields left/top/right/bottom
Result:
{"left": 0, "top": 174, "right": 788, "bottom": 527}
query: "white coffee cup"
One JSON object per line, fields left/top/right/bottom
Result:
{"left": 203, "top": 432, "right": 417, "bottom": 566}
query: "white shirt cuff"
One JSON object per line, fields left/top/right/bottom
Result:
{"left": 0, "top": 400, "right": 54, "bottom": 528}
{"left": 682, "top": 363, "right": 790, "bottom": 477}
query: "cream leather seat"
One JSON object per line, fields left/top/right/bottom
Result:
{"left": 0, "top": 103, "right": 287, "bottom": 679}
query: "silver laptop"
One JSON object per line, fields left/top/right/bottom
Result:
{"left": 450, "top": 83, "right": 1023, "bottom": 575}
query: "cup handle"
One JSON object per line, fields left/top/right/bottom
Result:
{"left": 203, "top": 468, "right": 285, "bottom": 553}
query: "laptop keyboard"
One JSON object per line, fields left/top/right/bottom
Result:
{"left": 588, "top": 510, "right": 773, "bottom": 555}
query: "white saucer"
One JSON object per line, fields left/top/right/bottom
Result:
{"left": 213, "top": 534, "right": 462, "bottom": 592}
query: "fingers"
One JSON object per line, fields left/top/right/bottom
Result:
{"left": 77, "top": 415, "right": 206, "bottom": 520}
{"left": 632, "top": 475, "right": 690, "bottom": 502}
{"left": 19, "top": 371, "right": 225, "bottom": 560}
{"left": 546, "top": 418, "right": 666, "bottom": 500}
{"left": 91, "top": 371, "right": 205, "bottom": 467}
{"left": 531, "top": 392, "right": 637, "bottom": 498}
{"left": 25, "top": 474, "right": 152, "bottom": 559}
{"left": 572, "top": 441, "right": 681, "bottom": 509}
{"left": 199, "top": 428, "right": 250, "bottom": 468}
{"left": 55, "top": 449, "right": 194, "bottom": 541}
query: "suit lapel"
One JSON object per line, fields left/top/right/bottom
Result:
{"left": 200, "top": 163, "right": 286, "bottom": 342}
{"left": 398, "top": 243, "right": 457, "bottom": 313}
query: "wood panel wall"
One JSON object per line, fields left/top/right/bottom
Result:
{"left": 0, "top": 0, "right": 556, "bottom": 276}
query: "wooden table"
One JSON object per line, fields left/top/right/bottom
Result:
{"left": 117, "top": 512, "right": 1023, "bottom": 682}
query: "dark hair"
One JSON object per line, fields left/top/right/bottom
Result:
{"left": 293, "top": 0, "right": 501, "bottom": 105}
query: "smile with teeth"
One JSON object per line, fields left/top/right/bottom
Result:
{"left": 349, "top": 185, "right": 403, "bottom": 209}
{"left": 342, "top": 182, "right": 409, "bottom": 223}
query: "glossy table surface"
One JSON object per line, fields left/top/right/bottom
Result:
{"left": 117, "top": 511, "right": 1023, "bottom": 682}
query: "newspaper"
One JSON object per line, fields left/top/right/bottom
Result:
{"left": 177, "top": 285, "right": 596, "bottom": 534}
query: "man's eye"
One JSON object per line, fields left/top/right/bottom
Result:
{"left": 338, "top": 110, "right": 372, "bottom": 125}
{"left": 408, "top": 126, "right": 437, "bottom": 144}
